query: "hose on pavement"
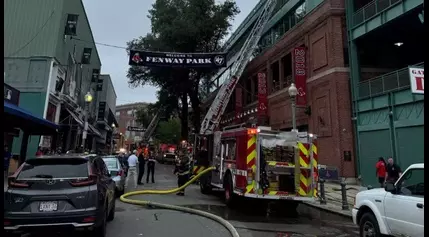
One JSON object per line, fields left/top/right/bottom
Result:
{"left": 120, "top": 166, "right": 240, "bottom": 237}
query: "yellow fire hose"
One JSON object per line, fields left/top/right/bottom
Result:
{"left": 120, "top": 166, "right": 240, "bottom": 237}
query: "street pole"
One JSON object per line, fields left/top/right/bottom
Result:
{"left": 82, "top": 103, "right": 88, "bottom": 151}
{"left": 111, "top": 124, "right": 116, "bottom": 154}
{"left": 291, "top": 96, "right": 297, "bottom": 132}
{"left": 288, "top": 83, "right": 298, "bottom": 133}
{"left": 82, "top": 92, "right": 93, "bottom": 151}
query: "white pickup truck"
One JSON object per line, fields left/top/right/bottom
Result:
{"left": 352, "top": 163, "right": 424, "bottom": 237}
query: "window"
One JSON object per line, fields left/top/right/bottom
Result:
{"left": 127, "top": 110, "right": 133, "bottom": 115}
{"left": 397, "top": 168, "right": 424, "bottom": 197}
{"left": 115, "top": 112, "right": 120, "bottom": 116}
{"left": 221, "top": 139, "right": 236, "bottom": 160}
{"left": 294, "top": 3, "right": 306, "bottom": 24}
{"left": 17, "top": 158, "right": 89, "bottom": 179}
{"left": 103, "top": 158, "right": 119, "bottom": 170}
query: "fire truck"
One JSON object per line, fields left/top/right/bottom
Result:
{"left": 196, "top": 124, "right": 318, "bottom": 207}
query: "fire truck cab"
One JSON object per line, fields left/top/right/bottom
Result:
{"left": 198, "top": 124, "right": 319, "bottom": 207}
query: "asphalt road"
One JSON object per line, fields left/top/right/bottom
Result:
{"left": 105, "top": 163, "right": 359, "bottom": 237}
{"left": 16, "top": 163, "right": 359, "bottom": 237}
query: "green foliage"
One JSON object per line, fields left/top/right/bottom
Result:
{"left": 126, "top": 0, "right": 240, "bottom": 136}
{"left": 135, "top": 106, "right": 153, "bottom": 128}
{"left": 154, "top": 118, "right": 181, "bottom": 144}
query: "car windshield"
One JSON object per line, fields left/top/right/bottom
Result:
{"left": 102, "top": 158, "right": 119, "bottom": 170}
{"left": 17, "top": 158, "right": 89, "bottom": 180}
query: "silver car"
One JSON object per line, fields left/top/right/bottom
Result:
{"left": 102, "top": 156, "right": 126, "bottom": 196}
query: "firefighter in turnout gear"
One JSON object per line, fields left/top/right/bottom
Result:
{"left": 174, "top": 141, "right": 191, "bottom": 196}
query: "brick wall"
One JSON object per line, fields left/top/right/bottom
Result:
{"left": 241, "top": 1, "right": 356, "bottom": 177}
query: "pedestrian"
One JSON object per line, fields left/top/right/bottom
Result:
{"left": 174, "top": 148, "right": 191, "bottom": 196}
{"left": 4, "top": 145, "right": 12, "bottom": 179}
{"left": 137, "top": 145, "right": 146, "bottom": 185}
{"left": 125, "top": 150, "right": 139, "bottom": 190}
{"left": 146, "top": 150, "right": 156, "bottom": 183}
{"left": 375, "top": 157, "right": 387, "bottom": 187}
{"left": 385, "top": 157, "right": 402, "bottom": 184}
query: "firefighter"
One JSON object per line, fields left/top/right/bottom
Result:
{"left": 174, "top": 142, "right": 191, "bottom": 196}
{"left": 146, "top": 150, "right": 156, "bottom": 183}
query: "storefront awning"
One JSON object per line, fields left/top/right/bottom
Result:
{"left": 4, "top": 101, "right": 59, "bottom": 134}
{"left": 88, "top": 124, "right": 103, "bottom": 138}
{"left": 65, "top": 108, "right": 84, "bottom": 127}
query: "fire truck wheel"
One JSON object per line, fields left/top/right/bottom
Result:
{"left": 223, "top": 173, "right": 236, "bottom": 207}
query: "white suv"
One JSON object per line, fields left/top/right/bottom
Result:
{"left": 352, "top": 163, "right": 424, "bottom": 237}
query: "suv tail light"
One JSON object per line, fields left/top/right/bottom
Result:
{"left": 8, "top": 177, "right": 29, "bottom": 188}
{"left": 69, "top": 174, "right": 97, "bottom": 187}
{"left": 117, "top": 170, "right": 124, "bottom": 177}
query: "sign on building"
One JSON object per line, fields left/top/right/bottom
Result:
{"left": 409, "top": 67, "right": 424, "bottom": 94}
{"left": 293, "top": 47, "right": 307, "bottom": 106}
{"left": 98, "top": 102, "right": 106, "bottom": 121}
{"left": 129, "top": 50, "right": 227, "bottom": 68}
{"left": 127, "top": 126, "right": 145, "bottom": 132}
{"left": 4, "top": 83, "right": 20, "bottom": 105}
{"left": 64, "top": 14, "right": 79, "bottom": 36}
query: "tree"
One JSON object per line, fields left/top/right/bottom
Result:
{"left": 127, "top": 0, "right": 240, "bottom": 140}
{"left": 154, "top": 118, "right": 181, "bottom": 144}
{"left": 135, "top": 107, "right": 153, "bottom": 128}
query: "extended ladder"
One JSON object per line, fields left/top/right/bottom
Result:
{"left": 142, "top": 112, "right": 160, "bottom": 142}
{"left": 199, "top": 0, "right": 277, "bottom": 135}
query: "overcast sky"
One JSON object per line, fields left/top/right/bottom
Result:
{"left": 83, "top": 0, "right": 259, "bottom": 106}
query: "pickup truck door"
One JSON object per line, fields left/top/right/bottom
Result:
{"left": 383, "top": 168, "right": 424, "bottom": 237}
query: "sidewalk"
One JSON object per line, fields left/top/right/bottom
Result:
{"left": 304, "top": 182, "right": 368, "bottom": 218}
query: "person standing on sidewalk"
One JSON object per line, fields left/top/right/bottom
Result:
{"left": 137, "top": 145, "right": 146, "bottom": 185}
{"left": 146, "top": 150, "right": 156, "bottom": 183}
{"left": 125, "top": 150, "right": 139, "bottom": 190}
{"left": 375, "top": 157, "right": 387, "bottom": 187}
{"left": 385, "top": 157, "right": 402, "bottom": 183}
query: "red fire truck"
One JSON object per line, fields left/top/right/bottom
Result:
{"left": 197, "top": 124, "right": 318, "bottom": 207}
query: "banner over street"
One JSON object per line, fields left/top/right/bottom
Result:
{"left": 129, "top": 50, "right": 227, "bottom": 68}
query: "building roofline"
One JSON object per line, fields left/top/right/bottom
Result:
{"left": 100, "top": 74, "right": 117, "bottom": 99}
{"left": 116, "top": 102, "right": 149, "bottom": 109}
{"left": 79, "top": 0, "right": 102, "bottom": 67}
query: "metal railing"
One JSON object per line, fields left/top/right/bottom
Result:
{"left": 357, "top": 62, "right": 424, "bottom": 99}
{"left": 352, "top": 0, "right": 402, "bottom": 28}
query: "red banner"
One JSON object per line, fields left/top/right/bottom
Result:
{"left": 235, "top": 87, "right": 243, "bottom": 123}
{"left": 293, "top": 47, "right": 307, "bottom": 106}
{"left": 257, "top": 72, "right": 268, "bottom": 117}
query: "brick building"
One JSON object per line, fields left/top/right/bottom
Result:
{"left": 203, "top": 0, "right": 355, "bottom": 177}
{"left": 114, "top": 102, "right": 148, "bottom": 151}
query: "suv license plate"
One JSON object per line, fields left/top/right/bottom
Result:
{"left": 39, "top": 201, "right": 58, "bottom": 212}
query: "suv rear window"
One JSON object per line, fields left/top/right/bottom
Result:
{"left": 102, "top": 158, "right": 119, "bottom": 170}
{"left": 165, "top": 154, "right": 176, "bottom": 158}
{"left": 17, "top": 158, "right": 89, "bottom": 180}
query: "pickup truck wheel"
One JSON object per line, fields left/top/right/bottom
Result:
{"left": 359, "top": 212, "right": 380, "bottom": 237}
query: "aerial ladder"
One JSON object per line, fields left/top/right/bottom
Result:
{"left": 142, "top": 112, "right": 160, "bottom": 143}
{"left": 199, "top": 0, "right": 277, "bottom": 135}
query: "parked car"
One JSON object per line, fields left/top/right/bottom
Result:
{"left": 4, "top": 154, "right": 116, "bottom": 237}
{"left": 102, "top": 156, "right": 126, "bottom": 196}
{"left": 352, "top": 163, "right": 424, "bottom": 237}
{"left": 158, "top": 152, "right": 177, "bottom": 164}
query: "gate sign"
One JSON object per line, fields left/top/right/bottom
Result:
{"left": 129, "top": 50, "right": 227, "bottom": 68}
{"left": 409, "top": 67, "right": 424, "bottom": 94}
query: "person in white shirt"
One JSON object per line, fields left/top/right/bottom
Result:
{"left": 125, "top": 150, "right": 139, "bottom": 189}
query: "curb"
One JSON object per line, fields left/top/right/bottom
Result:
{"left": 302, "top": 202, "right": 353, "bottom": 219}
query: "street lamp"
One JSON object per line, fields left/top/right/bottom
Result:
{"left": 288, "top": 83, "right": 298, "bottom": 132}
{"left": 111, "top": 123, "right": 116, "bottom": 154}
{"left": 82, "top": 92, "right": 93, "bottom": 151}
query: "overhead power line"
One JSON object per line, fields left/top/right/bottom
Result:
{"left": 6, "top": 11, "right": 56, "bottom": 57}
